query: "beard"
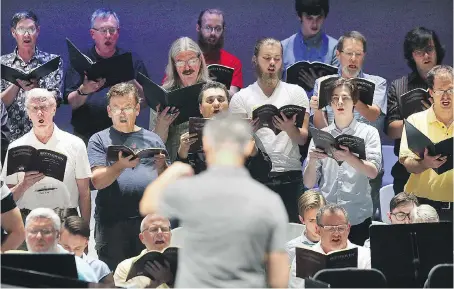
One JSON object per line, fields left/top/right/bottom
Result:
{"left": 198, "top": 31, "right": 224, "bottom": 53}
{"left": 255, "top": 64, "right": 282, "bottom": 87}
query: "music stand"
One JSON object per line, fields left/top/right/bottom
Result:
{"left": 1, "top": 253, "right": 78, "bottom": 279}
{"left": 370, "top": 222, "right": 453, "bottom": 288}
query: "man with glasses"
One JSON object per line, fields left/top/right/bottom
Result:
{"left": 1, "top": 11, "right": 63, "bottom": 142}
{"left": 400, "top": 65, "right": 453, "bottom": 222}
{"left": 386, "top": 27, "right": 445, "bottom": 195}
{"left": 1, "top": 88, "right": 92, "bottom": 234}
{"left": 114, "top": 214, "right": 173, "bottom": 288}
{"left": 312, "top": 204, "right": 371, "bottom": 268}
{"left": 64, "top": 8, "right": 149, "bottom": 145}
{"left": 196, "top": 8, "right": 243, "bottom": 96}
{"left": 304, "top": 78, "right": 381, "bottom": 246}
{"left": 87, "top": 83, "right": 168, "bottom": 270}
{"left": 310, "top": 31, "right": 387, "bottom": 222}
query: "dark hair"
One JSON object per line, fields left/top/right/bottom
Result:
{"left": 389, "top": 192, "right": 419, "bottom": 212}
{"left": 10, "top": 11, "right": 39, "bottom": 28}
{"left": 426, "top": 65, "right": 453, "bottom": 90}
{"left": 295, "top": 0, "right": 329, "bottom": 18}
{"left": 337, "top": 31, "right": 367, "bottom": 53}
{"left": 316, "top": 204, "right": 349, "bottom": 226}
{"left": 253, "top": 37, "right": 282, "bottom": 57}
{"left": 62, "top": 216, "right": 90, "bottom": 239}
{"left": 55, "top": 208, "right": 75, "bottom": 223}
{"left": 404, "top": 27, "right": 445, "bottom": 72}
{"left": 197, "top": 8, "right": 225, "bottom": 28}
{"left": 198, "top": 81, "right": 229, "bottom": 103}
{"left": 328, "top": 78, "right": 359, "bottom": 104}
{"left": 107, "top": 82, "right": 140, "bottom": 105}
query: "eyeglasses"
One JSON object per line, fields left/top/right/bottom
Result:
{"left": 92, "top": 27, "right": 119, "bottom": 35}
{"left": 319, "top": 224, "right": 348, "bottom": 233}
{"left": 331, "top": 96, "right": 353, "bottom": 105}
{"left": 109, "top": 107, "right": 135, "bottom": 115}
{"left": 432, "top": 88, "right": 453, "bottom": 97}
{"left": 142, "top": 226, "right": 171, "bottom": 234}
{"left": 175, "top": 57, "right": 200, "bottom": 68}
{"left": 391, "top": 212, "right": 411, "bottom": 221}
{"left": 341, "top": 51, "right": 364, "bottom": 59}
{"left": 28, "top": 105, "right": 51, "bottom": 113}
{"left": 15, "top": 27, "right": 37, "bottom": 35}
{"left": 413, "top": 46, "right": 435, "bottom": 57}
{"left": 27, "top": 229, "right": 55, "bottom": 236}
{"left": 202, "top": 26, "right": 223, "bottom": 34}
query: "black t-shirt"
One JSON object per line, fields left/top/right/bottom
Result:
{"left": 1, "top": 183, "right": 17, "bottom": 243}
{"left": 87, "top": 127, "right": 166, "bottom": 223}
{"left": 63, "top": 46, "right": 149, "bottom": 144}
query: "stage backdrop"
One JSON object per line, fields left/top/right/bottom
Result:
{"left": 1, "top": 0, "right": 453, "bottom": 137}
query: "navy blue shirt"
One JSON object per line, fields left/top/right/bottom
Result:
{"left": 63, "top": 46, "right": 148, "bottom": 144}
{"left": 87, "top": 127, "right": 165, "bottom": 223}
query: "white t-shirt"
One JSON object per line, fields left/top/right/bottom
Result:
{"left": 1, "top": 125, "right": 92, "bottom": 209}
{"left": 229, "top": 81, "right": 309, "bottom": 172}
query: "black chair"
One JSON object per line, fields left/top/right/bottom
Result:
{"left": 313, "top": 268, "right": 387, "bottom": 288}
{"left": 425, "top": 264, "right": 453, "bottom": 288}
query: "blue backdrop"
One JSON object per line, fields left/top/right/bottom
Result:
{"left": 2, "top": 0, "right": 453, "bottom": 136}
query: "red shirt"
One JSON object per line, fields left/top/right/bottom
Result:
{"left": 204, "top": 49, "right": 243, "bottom": 89}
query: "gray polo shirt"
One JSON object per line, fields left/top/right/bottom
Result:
{"left": 158, "top": 165, "right": 288, "bottom": 288}
{"left": 304, "top": 119, "right": 382, "bottom": 225}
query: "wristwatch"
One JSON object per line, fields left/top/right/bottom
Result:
{"left": 77, "top": 88, "right": 89, "bottom": 96}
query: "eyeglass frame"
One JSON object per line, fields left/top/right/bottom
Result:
{"left": 109, "top": 106, "right": 136, "bottom": 115}
{"left": 318, "top": 224, "right": 349, "bottom": 233}
{"left": 91, "top": 27, "right": 119, "bottom": 35}
{"left": 340, "top": 50, "right": 365, "bottom": 59}
{"left": 201, "top": 25, "right": 223, "bottom": 34}
{"left": 413, "top": 46, "right": 435, "bottom": 57}
{"left": 174, "top": 57, "right": 200, "bottom": 68}
{"left": 330, "top": 95, "right": 353, "bottom": 105}
{"left": 27, "top": 228, "right": 57, "bottom": 236}
{"left": 27, "top": 104, "right": 53, "bottom": 113}
{"left": 390, "top": 212, "right": 412, "bottom": 221}
{"left": 14, "top": 26, "right": 37, "bottom": 35}
{"left": 431, "top": 88, "right": 453, "bottom": 97}
{"left": 141, "top": 226, "right": 171, "bottom": 234}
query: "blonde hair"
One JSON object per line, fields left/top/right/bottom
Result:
{"left": 298, "top": 189, "right": 327, "bottom": 218}
{"left": 163, "top": 37, "right": 210, "bottom": 90}
{"left": 410, "top": 204, "right": 439, "bottom": 223}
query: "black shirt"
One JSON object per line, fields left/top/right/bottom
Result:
{"left": 1, "top": 184, "right": 17, "bottom": 244}
{"left": 63, "top": 46, "right": 148, "bottom": 144}
{"left": 385, "top": 72, "right": 428, "bottom": 156}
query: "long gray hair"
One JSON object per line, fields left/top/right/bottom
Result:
{"left": 163, "top": 37, "right": 210, "bottom": 90}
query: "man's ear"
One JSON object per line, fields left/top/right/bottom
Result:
{"left": 335, "top": 49, "right": 340, "bottom": 60}
{"left": 298, "top": 215, "right": 304, "bottom": 224}
{"left": 252, "top": 56, "right": 257, "bottom": 65}
{"left": 196, "top": 24, "right": 201, "bottom": 32}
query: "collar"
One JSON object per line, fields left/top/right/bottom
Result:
{"left": 427, "top": 105, "right": 452, "bottom": 127}
{"left": 90, "top": 45, "right": 120, "bottom": 61}
{"left": 328, "top": 118, "right": 358, "bottom": 134}
{"left": 300, "top": 227, "right": 317, "bottom": 246}
{"left": 9, "top": 46, "right": 40, "bottom": 65}
{"left": 299, "top": 29, "right": 323, "bottom": 47}
{"left": 203, "top": 49, "right": 222, "bottom": 62}
{"left": 30, "top": 124, "right": 59, "bottom": 145}
{"left": 207, "top": 164, "right": 250, "bottom": 176}
{"left": 336, "top": 67, "right": 365, "bottom": 79}
{"left": 408, "top": 71, "right": 427, "bottom": 85}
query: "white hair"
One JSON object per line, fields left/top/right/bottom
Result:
{"left": 410, "top": 204, "right": 440, "bottom": 223}
{"left": 203, "top": 112, "right": 252, "bottom": 155}
{"left": 24, "top": 88, "right": 57, "bottom": 109}
{"left": 25, "top": 208, "right": 61, "bottom": 231}
{"left": 140, "top": 214, "right": 171, "bottom": 232}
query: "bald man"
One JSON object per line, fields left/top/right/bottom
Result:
{"left": 113, "top": 214, "right": 173, "bottom": 288}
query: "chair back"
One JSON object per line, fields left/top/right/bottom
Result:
{"left": 170, "top": 227, "right": 187, "bottom": 248}
{"left": 313, "top": 268, "right": 387, "bottom": 288}
{"left": 379, "top": 184, "right": 394, "bottom": 223}
{"left": 287, "top": 223, "right": 304, "bottom": 241}
{"left": 382, "top": 145, "right": 397, "bottom": 186}
{"left": 425, "top": 263, "right": 453, "bottom": 288}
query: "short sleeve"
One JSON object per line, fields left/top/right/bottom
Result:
{"left": 385, "top": 80, "right": 401, "bottom": 132}
{"left": 157, "top": 181, "right": 185, "bottom": 219}
{"left": 1, "top": 184, "right": 16, "bottom": 214}
{"left": 228, "top": 92, "right": 247, "bottom": 115}
{"left": 290, "top": 85, "right": 309, "bottom": 109}
{"left": 87, "top": 133, "right": 107, "bottom": 169}
{"left": 371, "top": 77, "right": 388, "bottom": 114}
{"left": 74, "top": 138, "right": 93, "bottom": 179}
{"left": 365, "top": 126, "right": 382, "bottom": 172}
{"left": 267, "top": 194, "right": 289, "bottom": 253}
{"left": 231, "top": 58, "right": 243, "bottom": 89}
{"left": 399, "top": 115, "right": 419, "bottom": 160}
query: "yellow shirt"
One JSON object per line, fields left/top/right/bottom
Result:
{"left": 399, "top": 107, "right": 453, "bottom": 201}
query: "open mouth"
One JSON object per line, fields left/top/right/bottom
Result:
{"left": 441, "top": 100, "right": 451, "bottom": 106}
{"left": 23, "top": 39, "right": 32, "bottom": 44}
{"left": 348, "top": 65, "right": 357, "bottom": 69}
{"left": 105, "top": 41, "right": 112, "bottom": 46}
{"left": 337, "top": 108, "right": 345, "bottom": 112}
{"left": 213, "top": 109, "right": 220, "bottom": 114}
{"left": 182, "top": 70, "right": 194, "bottom": 75}
{"left": 38, "top": 119, "right": 44, "bottom": 124}
{"left": 155, "top": 240, "right": 165, "bottom": 245}
{"left": 267, "top": 67, "right": 275, "bottom": 72}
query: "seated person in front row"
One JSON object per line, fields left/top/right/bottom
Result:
{"left": 59, "top": 216, "right": 113, "bottom": 284}
{"left": 289, "top": 204, "right": 371, "bottom": 288}
{"left": 114, "top": 214, "right": 173, "bottom": 288}
{"left": 364, "top": 192, "right": 419, "bottom": 248}
{"left": 6, "top": 208, "right": 98, "bottom": 282}
{"left": 286, "top": 189, "right": 326, "bottom": 264}
{"left": 176, "top": 81, "right": 272, "bottom": 182}
{"left": 303, "top": 78, "right": 382, "bottom": 246}
{"left": 410, "top": 204, "right": 440, "bottom": 223}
